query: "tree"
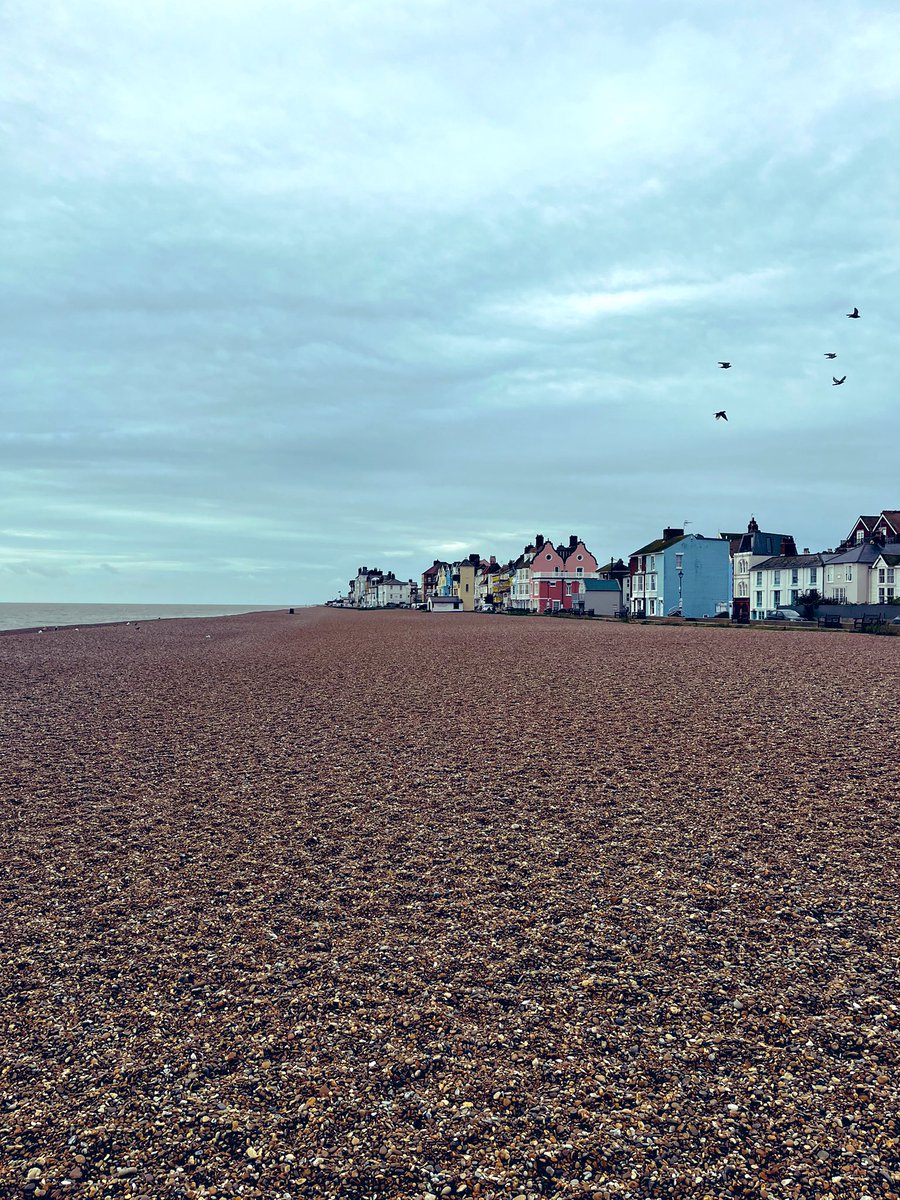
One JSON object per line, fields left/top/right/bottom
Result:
{"left": 795, "top": 589, "right": 822, "bottom": 619}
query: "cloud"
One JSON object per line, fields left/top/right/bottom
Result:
{"left": 1, "top": 1, "right": 898, "bottom": 602}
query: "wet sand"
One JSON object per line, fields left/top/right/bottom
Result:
{"left": 2, "top": 608, "right": 898, "bottom": 1198}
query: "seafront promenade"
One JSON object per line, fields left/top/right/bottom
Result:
{"left": 2, "top": 608, "right": 897, "bottom": 1198}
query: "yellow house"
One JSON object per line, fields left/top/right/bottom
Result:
{"left": 454, "top": 557, "right": 478, "bottom": 611}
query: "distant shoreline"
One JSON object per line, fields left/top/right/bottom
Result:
{"left": 0, "top": 606, "right": 292, "bottom": 638}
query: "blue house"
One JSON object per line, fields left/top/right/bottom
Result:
{"left": 630, "top": 527, "right": 731, "bottom": 618}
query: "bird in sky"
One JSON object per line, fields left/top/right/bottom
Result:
{"left": 847, "top": 307, "right": 860, "bottom": 319}
{"left": 824, "top": 352, "right": 837, "bottom": 359}
{"left": 717, "top": 361, "right": 732, "bottom": 368}
{"left": 832, "top": 376, "right": 846, "bottom": 386}
{"left": 715, "top": 410, "right": 728, "bottom": 420}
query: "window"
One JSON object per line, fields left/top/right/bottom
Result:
{"left": 846, "top": 567, "right": 853, "bottom": 582}
{"left": 756, "top": 571, "right": 763, "bottom": 585}
{"left": 856, "top": 529, "right": 864, "bottom": 542}
{"left": 755, "top": 591, "right": 763, "bottom": 607}
{"left": 791, "top": 590, "right": 798, "bottom": 605}
{"left": 649, "top": 556, "right": 656, "bottom": 570}
{"left": 774, "top": 570, "right": 780, "bottom": 584}
{"left": 554, "top": 566, "right": 560, "bottom": 573}
{"left": 827, "top": 567, "right": 834, "bottom": 582}
{"left": 576, "top": 554, "right": 583, "bottom": 561}
{"left": 879, "top": 568, "right": 886, "bottom": 582}
{"left": 888, "top": 569, "right": 895, "bottom": 584}
{"left": 566, "top": 583, "right": 572, "bottom": 595}
{"left": 879, "top": 587, "right": 886, "bottom": 603}
{"left": 773, "top": 590, "right": 781, "bottom": 606}
{"left": 791, "top": 569, "right": 799, "bottom": 585}
{"left": 810, "top": 568, "right": 817, "bottom": 585}
{"left": 675, "top": 553, "right": 684, "bottom": 570}
{"left": 576, "top": 566, "right": 583, "bottom": 575}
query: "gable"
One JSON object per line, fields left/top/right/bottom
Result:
{"left": 532, "top": 544, "right": 565, "bottom": 571}
{"left": 564, "top": 541, "right": 599, "bottom": 572}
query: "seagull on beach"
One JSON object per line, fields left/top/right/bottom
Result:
{"left": 717, "top": 361, "right": 732, "bottom": 369}
{"left": 715, "top": 410, "right": 728, "bottom": 420}
{"left": 824, "top": 352, "right": 837, "bottom": 359}
{"left": 832, "top": 376, "right": 846, "bottom": 386}
{"left": 847, "top": 307, "right": 860, "bottom": 319}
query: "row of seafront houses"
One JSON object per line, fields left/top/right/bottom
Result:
{"left": 334, "top": 507, "right": 900, "bottom": 621}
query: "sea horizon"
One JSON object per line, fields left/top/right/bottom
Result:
{"left": 0, "top": 602, "right": 293, "bottom": 633}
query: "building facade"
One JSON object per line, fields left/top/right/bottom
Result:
{"left": 630, "top": 528, "right": 731, "bottom": 618}
{"left": 750, "top": 554, "right": 826, "bottom": 617}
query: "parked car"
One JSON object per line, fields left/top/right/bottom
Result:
{"left": 766, "top": 608, "right": 803, "bottom": 621}
{"left": 892, "top": 615, "right": 900, "bottom": 625}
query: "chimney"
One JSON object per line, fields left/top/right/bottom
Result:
{"left": 569, "top": 534, "right": 578, "bottom": 549}
{"left": 468, "top": 552, "right": 479, "bottom": 566}
{"left": 780, "top": 536, "right": 797, "bottom": 556}
{"left": 490, "top": 555, "right": 496, "bottom": 565}
{"left": 535, "top": 534, "right": 545, "bottom": 549}
{"left": 747, "top": 516, "right": 759, "bottom": 533}
{"left": 803, "top": 547, "right": 809, "bottom": 555}
{"left": 663, "top": 527, "right": 684, "bottom": 541}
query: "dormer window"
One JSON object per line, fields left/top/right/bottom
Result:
{"left": 856, "top": 530, "right": 864, "bottom": 542}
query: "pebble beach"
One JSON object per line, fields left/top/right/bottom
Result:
{"left": 2, "top": 608, "right": 898, "bottom": 1199}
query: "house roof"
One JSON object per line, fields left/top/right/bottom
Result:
{"left": 584, "top": 579, "right": 620, "bottom": 592}
{"left": 754, "top": 553, "right": 826, "bottom": 570}
{"left": 825, "top": 542, "right": 885, "bottom": 565}
{"left": 631, "top": 533, "right": 686, "bottom": 556}
{"left": 875, "top": 552, "right": 900, "bottom": 566}
{"left": 736, "top": 530, "right": 792, "bottom": 556}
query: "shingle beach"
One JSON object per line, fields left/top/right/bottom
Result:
{"left": 2, "top": 609, "right": 898, "bottom": 1199}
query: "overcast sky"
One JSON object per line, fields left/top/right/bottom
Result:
{"left": 2, "top": 0, "right": 898, "bottom": 603}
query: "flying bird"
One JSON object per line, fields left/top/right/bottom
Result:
{"left": 832, "top": 376, "right": 846, "bottom": 386}
{"left": 846, "top": 307, "right": 860, "bottom": 319}
{"left": 824, "top": 352, "right": 837, "bottom": 359}
{"left": 717, "top": 361, "right": 732, "bottom": 369}
{"left": 715, "top": 410, "right": 728, "bottom": 420}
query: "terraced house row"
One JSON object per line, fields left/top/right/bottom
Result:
{"left": 336, "top": 507, "right": 900, "bottom": 620}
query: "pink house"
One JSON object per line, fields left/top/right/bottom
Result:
{"left": 527, "top": 534, "right": 600, "bottom": 613}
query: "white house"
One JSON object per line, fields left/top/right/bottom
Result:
{"left": 869, "top": 551, "right": 899, "bottom": 604}
{"left": 750, "top": 553, "right": 825, "bottom": 617}
{"left": 374, "top": 576, "right": 412, "bottom": 607}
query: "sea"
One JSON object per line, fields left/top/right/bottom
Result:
{"left": 0, "top": 603, "right": 289, "bottom": 633}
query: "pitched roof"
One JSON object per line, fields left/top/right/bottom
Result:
{"left": 631, "top": 533, "right": 686, "bottom": 556}
{"left": 826, "top": 542, "right": 885, "bottom": 564}
{"left": 753, "top": 553, "right": 826, "bottom": 570}
{"left": 584, "top": 579, "right": 620, "bottom": 591}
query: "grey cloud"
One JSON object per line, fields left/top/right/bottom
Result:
{"left": 1, "top": 1, "right": 898, "bottom": 600}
